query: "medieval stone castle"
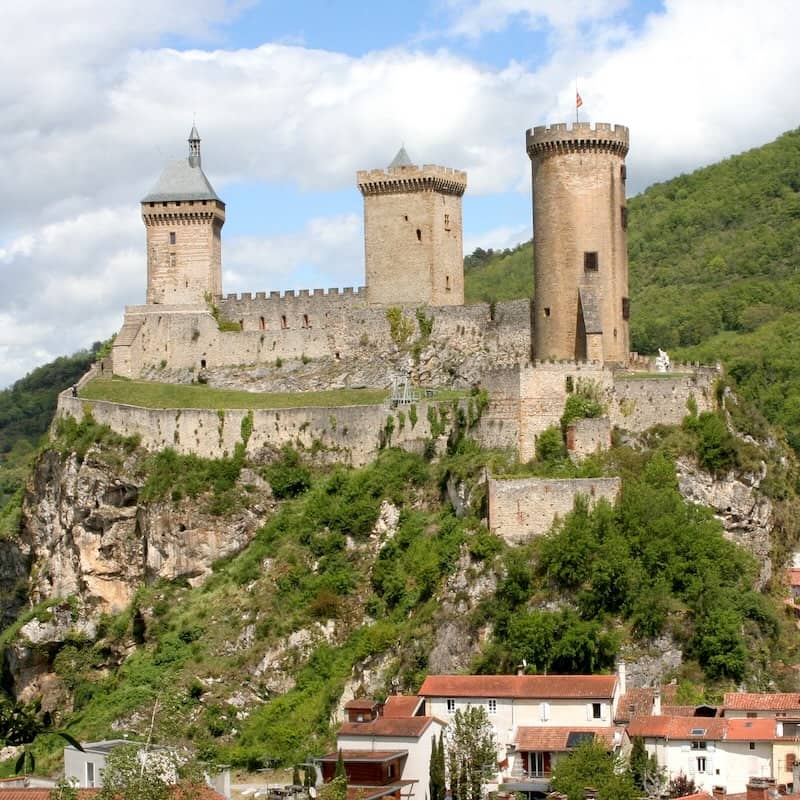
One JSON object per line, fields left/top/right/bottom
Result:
{"left": 60, "top": 118, "right": 717, "bottom": 538}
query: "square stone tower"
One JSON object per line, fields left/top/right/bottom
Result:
{"left": 357, "top": 148, "right": 467, "bottom": 307}
{"left": 526, "top": 122, "right": 630, "bottom": 364}
{"left": 141, "top": 126, "right": 226, "bottom": 306}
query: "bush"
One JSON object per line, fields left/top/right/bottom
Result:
{"left": 264, "top": 446, "right": 312, "bottom": 499}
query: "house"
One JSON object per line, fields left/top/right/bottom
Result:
{"left": 333, "top": 715, "right": 444, "bottom": 800}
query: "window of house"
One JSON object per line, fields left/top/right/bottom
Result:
{"left": 86, "top": 762, "right": 95, "bottom": 788}
{"left": 169, "top": 231, "right": 176, "bottom": 245}
{"left": 302, "top": 314, "right": 310, "bottom": 328}
{"left": 169, "top": 253, "right": 176, "bottom": 268}
{"left": 621, "top": 206, "right": 628, "bottom": 230}
{"left": 540, "top": 702, "right": 550, "bottom": 722}
{"left": 416, "top": 229, "right": 422, "bottom": 242}
{"left": 622, "top": 297, "right": 630, "bottom": 320}
{"left": 200, "top": 359, "right": 206, "bottom": 369}
{"left": 592, "top": 703, "right": 602, "bottom": 719}
{"left": 259, "top": 316, "right": 265, "bottom": 331}
{"left": 544, "top": 307, "right": 551, "bottom": 317}
{"left": 281, "top": 315, "right": 288, "bottom": 330}
{"left": 446, "top": 698, "right": 456, "bottom": 714}
{"left": 691, "top": 741, "right": 707, "bottom": 750}
{"left": 749, "top": 742, "right": 756, "bottom": 751}
{"left": 487, "top": 699, "right": 497, "bottom": 715}
{"left": 696, "top": 757, "right": 707, "bottom": 774}
{"left": 529, "top": 752, "right": 548, "bottom": 777}
{"left": 621, "top": 165, "right": 627, "bottom": 181}
{"left": 786, "top": 753, "right": 796, "bottom": 771}
{"left": 444, "top": 213, "right": 450, "bottom": 230}
{"left": 446, "top": 275, "right": 451, "bottom": 291}
{"left": 746, "top": 712, "right": 758, "bottom": 719}
{"left": 584, "top": 252, "right": 598, "bottom": 271}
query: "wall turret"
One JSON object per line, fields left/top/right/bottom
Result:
{"left": 141, "top": 126, "right": 225, "bottom": 305}
{"left": 357, "top": 149, "right": 467, "bottom": 307}
{"left": 526, "top": 122, "right": 630, "bottom": 364}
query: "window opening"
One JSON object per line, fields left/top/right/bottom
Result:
{"left": 584, "top": 252, "right": 598, "bottom": 271}
{"left": 696, "top": 757, "right": 707, "bottom": 773}
{"left": 621, "top": 165, "right": 627, "bottom": 181}
{"left": 544, "top": 307, "right": 551, "bottom": 317}
{"left": 622, "top": 297, "right": 630, "bottom": 320}
{"left": 416, "top": 229, "right": 422, "bottom": 242}
{"left": 446, "top": 698, "right": 456, "bottom": 714}
{"left": 200, "top": 359, "right": 206, "bottom": 368}
{"left": 446, "top": 275, "right": 450, "bottom": 291}
{"left": 691, "top": 741, "right": 707, "bottom": 750}
{"left": 444, "top": 213, "right": 450, "bottom": 230}
{"left": 86, "top": 763, "right": 95, "bottom": 788}
{"left": 169, "top": 231, "right": 176, "bottom": 245}
{"left": 621, "top": 206, "right": 628, "bottom": 230}
{"left": 592, "top": 703, "right": 602, "bottom": 719}
{"left": 487, "top": 699, "right": 497, "bottom": 715}
{"left": 259, "top": 316, "right": 265, "bottom": 331}
{"left": 302, "top": 314, "right": 310, "bottom": 328}
{"left": 281, "top": 315, "right": 288, "bottom": 330}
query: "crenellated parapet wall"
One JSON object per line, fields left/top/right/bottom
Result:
{"left": 357, "top": 164, "right": 467, "bottom": 196}
{"left": 526, "top": 122, "right": 629, "bottom": 159}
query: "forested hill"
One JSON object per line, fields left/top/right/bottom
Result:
{"left": 464, "top": 127, "right": 800, "bottom": 449}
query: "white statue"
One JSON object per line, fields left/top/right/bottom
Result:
{"left": 655, "top": 348, "right": 671, "bottom": 373}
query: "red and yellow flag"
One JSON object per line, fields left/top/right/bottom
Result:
{"left": 576, "top": 91, "right": 583, "bottom": 108}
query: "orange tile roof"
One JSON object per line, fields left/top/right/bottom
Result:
{"left": 789, "top": 568, "right": 800, "bottom": 586}
{"left": 615, "top": 687, "right": 655, "bottom": 722}
{"left": 628, "top": 715, "right": 725, "bottom": 740}
{"left": 514, "top": 726, "right": 619, "bottom": 752}
{"left": 382, "top": 695, "right": 423, "bottom": 718}
{"left": 319, "top": 750, "right": 407, "bottom": 762}
{"left": 724, "top": 692, "right": 800, "bottom": 711}
{"left": 662, "top": 705, "right": 702, "bottom": 717}
{"left": 726, "top": 718, "right": 777, "bottom": 740}
{"left": 675, "top": 794, "right": 714, "bottom": 800}
{"left": 337, "top": 717, "right": 439, "bottom": 738}
{"left": 418, "top": 674, "right": 616, "bottom": 699}
{"left": 345, "top": 699, "right": 382, "bottom": 710}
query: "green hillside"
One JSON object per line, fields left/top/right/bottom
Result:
{"left": 464, "top": 127, "right": 800, "bottom": 449}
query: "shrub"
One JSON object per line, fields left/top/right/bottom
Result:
{"left": 264, "top": 446, "right": 312, "bottom": 499}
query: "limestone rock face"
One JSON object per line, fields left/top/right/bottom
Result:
{"left": 22, "top": 447, "right": 267, "bottom": 615}
{"left": 676, "top": 457, "right": 773, "bottom": 587}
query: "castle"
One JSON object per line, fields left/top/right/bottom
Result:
{"left": 59, "top": 120, "right": 715, "bottom": 514}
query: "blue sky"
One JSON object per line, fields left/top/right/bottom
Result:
{"left": 1, "top": 0, "right": 799, "bottom": 386}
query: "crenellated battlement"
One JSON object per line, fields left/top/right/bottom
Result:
{"left": 526, "top": 121, "right": 629, "bottom": 159}
{"left": 357, "top": 164, "right": 467, "bottom": 197}
{"left": 219, "top": 286, "right": 366, "bottom": 303}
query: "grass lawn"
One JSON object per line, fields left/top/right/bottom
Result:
{"left": 80, "top": 376, "right": 390, "bottom": 409}
{"left": 616, "top": 371, "right": 693, "bottom": 380}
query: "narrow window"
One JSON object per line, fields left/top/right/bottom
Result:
{"left": 404, "top": 215, "right": 408, "bottom": 221}
{"left": 749, "top": 742, "right": 755, "bottom": 751}
{"left": 622, "top": 297, "right": 630, "bottom": 320}
{"left": 169, "top": 231, "right": 176, "bottom": 245}
{"left": 200, "top": 359, "right": 206, "bottom": 368}
{"left": 746, "top": 712, "right": 758, "bottom": 719}
{"left": 446, "top": 698, "right": 456, "bottom": 714}
{"left": 565, "top": 376, "right": 574, "bottom": 393}
{"left": 416, "top": 228, "right": 422, "bottom": 242}
{"left": 388, "top": 765, "right": 395, "bottom": 779}
{"left": 544, "top": 307, "right": 551, "bottom": 317}
{"left": 302, "top": 314, "right": 310, "bottom": 328}
{"left": 169, "top": 253, "right": 176, "bottom": 268}
{"left": 281, "top": 315, "right": 288, "bottom": 330}
{"left": 175, "top": 201, "right": 181, "bottom": 207}
{"left": 584, "top": 252, "right": 598, "bottom": 271}
{"left": 445, "top": 275, "right": 451, "bottom": 291}
{"left": 259, "top": 316, "right": 265, "bottom": 331}
{"left": 621, "top": 206, "right": 628, "bottom": 230}
{"left": 444, "top": 213, "right": 450, "bottom": 230}
{"left": 487, "top": 699, "right": 497, "bottom": 715}
{"left": 86, "top": 762, "right": 95, "bottom": 788}
{"left": 621, "top": 165, "right": 627, "bottom": 181}
{"left": 696, "top": 757, "right": 706, "bottom": 773}
{"left": 592, "top": 703, "right": 602, "bottom": 719}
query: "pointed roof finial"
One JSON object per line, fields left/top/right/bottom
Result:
{"left": 389, "top": 145, "right": 413, "bottom": 169}
{"left": 188, "top": 123, "right": 201, "bottom": 167}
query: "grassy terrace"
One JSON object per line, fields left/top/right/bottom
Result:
{"left": 79, "top": 377, "right": 466, "bottom": 410}
{"left": 79, "top": 377, "right": 390, "bottom": 409}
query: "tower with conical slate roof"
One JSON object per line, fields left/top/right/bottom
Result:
{"left": 357, "top": 148, "right": 466, "bottom": 307}
{"left": 141, "top": 126, "right": 226, "bottom": 305}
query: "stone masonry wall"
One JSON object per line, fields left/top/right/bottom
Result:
{"left": 488, "top": 475, "right": 622, "bottom": 543}
{"left": 55, "top": 394, "right": 468, "bottom": 468}
{"left": 112, "top": 298, "right": 532, "bottom": 389}
{"left": 567, "top": 417, "right": 612, "bottom": 460}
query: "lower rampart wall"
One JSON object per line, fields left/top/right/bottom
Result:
{"left": 55, "top": 394, "right": 469, "bottom": 467}
{"left": 488, "top": 475, "right": 622, "bottom": 542}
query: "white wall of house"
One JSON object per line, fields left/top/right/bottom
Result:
{"left": 337, "top": 720, "right": 443, "bottom": 800}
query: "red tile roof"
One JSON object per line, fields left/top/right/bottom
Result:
{"left": 726, "top": 718, "right": 777, "bottom": 740}
{"left": 789, "top": 568, "right": 800, "bottom": 586}
{"left": 382, "top": 695, "right": 423, "bottom": 718}
{"left": 662, "top": 705, "right": 702, "bottom": 717}
{"left": 319, "top": 750, "right": 407, "bottom": 762}
{"left": 345, "top": 699, "right": 382, "bottom": 710}
{"left": 514, "top": 726, "right": 620, "bottom": 752}
{"left": 418, "top": 674, "right": 616, "bottom": 699}
{"left": 628, "top": 715, "right": 726, "bottom": 740}
{"left": 615, "top": 687, "right": 655, "bottom": 722}
{"left": 0, "top": 793, "right": 99, "bottom": 800}
{"left": 675, "top": 794, "right": 714, "bottom": 800}
{"left": 724, "top": 692, "right": 800, "bottom": 711}
{"left": 337, "top": 717, "right": 439, "bottom": 738}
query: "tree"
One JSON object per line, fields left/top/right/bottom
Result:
{"left": 320, "top": 750, "right": 347, "bottom": 800}
{"left": 629, "top": 736, "right": 663, "bottom": 797}
{"left": 429, "top": 733, "right": 445, "bottom": 800}
{"left": 97, "top": 743, "right": 203, "bottom": 800}
{"left": 444, "top": 706, "right": 496, "bottom": 800}
{"left": 666, "top": 772, "right": 697, "bottom": 799}
{"left": 550, "top": 738, "right": 638, "bottom": 800}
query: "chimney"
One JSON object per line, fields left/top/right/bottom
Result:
{"left": 653, "top": 689, "right": 662, "bottom": 716}
{"left": 617, "top": 660, "right": 627, "bottom": 697}
{"left": 583, "top": 788, "right": 598, "bottom": 800}
{"left": 712, "top": 786, "right": 726, "bottom": 800}
{"left": 746, "top": 777, "right": 774, "bottom": 800}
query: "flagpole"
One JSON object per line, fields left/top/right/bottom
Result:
{"left": 575, "top": 79, "right": 579, "bottom": 123}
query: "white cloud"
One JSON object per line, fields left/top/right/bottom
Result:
{"left": 3, "top": 0, "right": 800, "bottom": 386}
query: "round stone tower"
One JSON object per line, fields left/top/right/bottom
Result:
{"left": 141, "top": 126, "right": 226, "bottom": 305}
{"left": 357, "top": 147, "right": 467, "bottom": 307}
{"left": 526, "top": 122, "right": 630, "bottom": 364}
